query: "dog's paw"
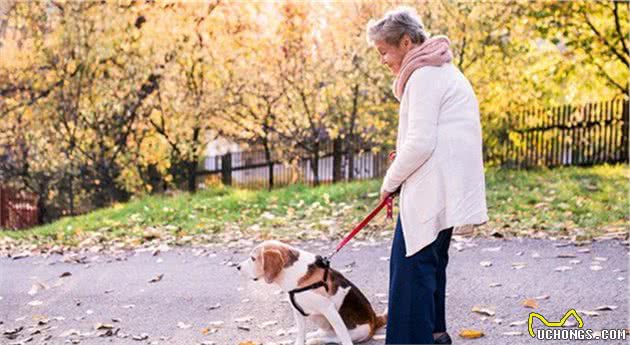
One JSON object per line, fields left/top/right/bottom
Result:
{"left": 305, "top": 339, "right": 321, "bottom": 345}
{"left": 306, "top": 329, "right": 326, "bottom": 339}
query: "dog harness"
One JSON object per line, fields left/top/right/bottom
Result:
{"left": 287, "top": 194, "right": 397, "bottom": 317}
{"left": 288, "top": 255, "right": 330, "bottom": 317}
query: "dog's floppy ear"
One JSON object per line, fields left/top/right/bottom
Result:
{"left": 262, "top": 248, "right": 285, "bottom": 284}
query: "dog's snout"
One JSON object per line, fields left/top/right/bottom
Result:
{"left": 236, "top": 265, "right": 241, "bottom": 270}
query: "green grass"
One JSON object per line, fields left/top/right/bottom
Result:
{"left": 3, "top": 164, "right": 628, "bottom": 247}
{"left": 485, "top": 164, "right": 628, "bottom": 238}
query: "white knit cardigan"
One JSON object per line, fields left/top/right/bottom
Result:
{"left": 381, "top": 63, "right": 488, "bottom": 257}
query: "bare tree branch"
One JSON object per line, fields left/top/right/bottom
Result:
{"left": 583, "top": 10, "right": 629, "bottom": 67}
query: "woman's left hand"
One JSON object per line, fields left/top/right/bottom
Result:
{"left": 380, "top": 190, "right": 391, "bottom": 203}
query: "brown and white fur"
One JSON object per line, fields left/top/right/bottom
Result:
{"left": 237, "top": 240, "right": 387, "bottom": 345}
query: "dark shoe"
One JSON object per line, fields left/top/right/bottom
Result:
{"left": 434, "top": 332, "right": 453, "bottom": 344}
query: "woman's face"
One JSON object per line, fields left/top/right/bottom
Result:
{"left": 374, "top": 35, "right": 413, "bottom": 75}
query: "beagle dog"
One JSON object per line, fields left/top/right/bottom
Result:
{"left": 237, "top": 240, "right": 387, "bottom": 345}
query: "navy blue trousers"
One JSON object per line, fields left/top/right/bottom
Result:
{"left": 386, "top": 215, "right": 453, "bottom": 345}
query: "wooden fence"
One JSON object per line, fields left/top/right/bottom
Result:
{"left": 500, "top": 97, "right": 628, "bottom": 168}
{"left": 198, "top": 97, "right": 628, "bottom": 189}
{"left": 198, "top": 140, "right": 390, "bottom": 189}
{"left": 0, "top": 186, "right": 39, "bottom": 230}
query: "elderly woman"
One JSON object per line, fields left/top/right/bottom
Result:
{"left": 367, "top": 7, "right": 488, "bottom": 345}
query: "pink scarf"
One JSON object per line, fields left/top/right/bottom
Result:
{"left": 393, "top": 36, "right": 453, "bottom": 101}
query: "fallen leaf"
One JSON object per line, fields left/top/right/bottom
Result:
{"left": 557, "top": 253, "right": 576, "bottom": 258}
{"left": 27, "top": 300, "right": 43, "bottom": 306}
{"left": 509, "top": 320, "right": 527, "bottom": 327}
{"left": 578, "top": 310, "right": 600, "bottom": 317}
{"left": 94, "top": 323, "right": 114, "bottom": 330}
{"left": 132, "top": 333, "right": 149, "bottom": 341}
{"left": 177, "top": 321, "right": 191, "bottom": 329}
{"left": 489, "top": 283, "right": 502, "bottom": 288}
{"left": 503, "top": 331, "right": 523, "bottom": 336}
{"left": 234, "top": 316, "right": 253, "bottom": 323}
{"left": 3, "top": 326, "right": 24, "bottom": 336}
{"left": 11, "top": 251, "right": 30, "bottom": 260}
{"left": 60, "top": 272, "right": 72, "bottom": 278}
{"left": 594, "top": 305, "right": 617, "bottom": 311}
{"left": 555, "top": 266, "right": 572, "bottom": 272}
{"left": 459, "top": 329, "right": 484, "bottom": 339}
{"left": 258, "top": 320, "right": 278, "bottom": 329}
{"left": 28, "top": 283, "right": 47, "bottom": 296}
{"left": 472, "top": 306, "right": 495, "bottom": 316}
{"left": 480, "top": 261, "right": 492, "bottom": 267}
{"left": 208, "top": 321, "right": 224, "bottom": 327}
{"left": 59, "top": 329, "right": 80, "bottom": 337}
{"left": 149, "top": 274, "right": 164, "bottom": 283}
{"left": 590, "top": 265, "right": 603, "bottom": 271}
{"left": 512, "top": 262, "right": 527, "bottom": 269}
{"left": 207, "top": 303, "right": 221, "bottom": 311}
{"left": 522, "top": 299, "right": 539, "bottom": 309}
{"left": 200, "top": 327, "right": 218, "bottom": 335}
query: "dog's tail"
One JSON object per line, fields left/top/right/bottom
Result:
{"left": 370, "top": 308, "right": 388, "bottom": 338}
{"left": 375, "top": 309, "right": 388, "bottom": 329}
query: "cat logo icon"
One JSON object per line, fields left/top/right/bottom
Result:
{"left": 528, "top": 309, "right": 584, "bottom": 337}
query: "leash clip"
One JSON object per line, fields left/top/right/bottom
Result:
{"left": 386, "top": 196, "right": 393, "bottom": 220}
{"left": 315, "top": 255, "right": 330, "bottom": 269}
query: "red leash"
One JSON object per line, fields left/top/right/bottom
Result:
{"left": 327, "top": 194, "right": 396, "bottom": 260}
{"left": 322, "top": 151, "right": 399, "bottom": 262}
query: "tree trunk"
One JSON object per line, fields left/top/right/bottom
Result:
{"left": 621, "top": 98, "right": 629, "bottom": 163}
{"left": 332, "top": 138, "right": 342, "bottom": 183}
{"left": 347, "top": 135, "right": 355, "bottom": 181}
{"left": 263, "top": 144, "right": 274, "bottom": 190}
{"left": 187, "top": 160, "right": 197, "bottom": 193}
{"left": 310, "top": 142, "right": 320, "bottom": 186}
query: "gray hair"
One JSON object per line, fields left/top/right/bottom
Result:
{"left": 366, "top": 6, "right": 427, "bottom": 47}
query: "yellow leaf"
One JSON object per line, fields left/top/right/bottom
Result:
{"left": 67, "top": 61, "right": 77, "bottom": 74}
{"left": 522, "top": 298, "right": 539, "bottom": 309}
{"left": 459, "top": 329, "right": 485, "bottom": 339}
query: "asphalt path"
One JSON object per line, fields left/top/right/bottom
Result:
{"left": 1, "top": 237, "right": 628, "bottom": 345}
